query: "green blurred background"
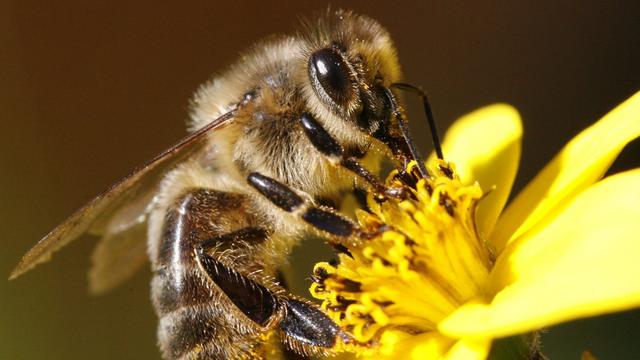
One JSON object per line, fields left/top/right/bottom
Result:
{"left": 2, "top": 1, "right": 639, "bottom": 359}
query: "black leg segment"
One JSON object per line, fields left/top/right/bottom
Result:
{"left": 247, "top": 172, "right": 360, "bottom": 239}
{"left": 248, "top": 172, "right": 304, "bottom": 212}
{"left": 299, "top": 112, "right": 405, "bottom": 199}
{"left": 280, "top": 298, "right": 340, "bottom": 349}
{"left": 301, "top": 207, "right": 354, "bottom": 237}
{"left": 197, "top": 248, "right": 278, "bottom": 326}
{"left": 300, "top": 113, "right": 343, "bottom": 159}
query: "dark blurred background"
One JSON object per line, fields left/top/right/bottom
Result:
{"left": 2, "top": 1, "right": 639, "bottom": 359}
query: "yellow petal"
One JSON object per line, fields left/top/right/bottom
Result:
{"left": 366, "top": 330, "right": 454, "bottom": 359}
{"left": 491, "top": 91, "right": 640, "bottom": 251}
{"left": 408, "top": 333, "right": 454, "bottom": 360}
{"left": 429, "top": 104, "right": 522, "bottom": 240}
{"left": 444, "top": 338, "right": 491, "bottom": 360}
{"left": 439, "top": 169, "right": 640, "bottom": 339}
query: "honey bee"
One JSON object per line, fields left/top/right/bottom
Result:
{"left": 11, "top": 9, "right": 438, "bottom": 360}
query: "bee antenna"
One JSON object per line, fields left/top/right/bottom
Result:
{"left": 391, "top": 83, "right": 444, "bottom": 160}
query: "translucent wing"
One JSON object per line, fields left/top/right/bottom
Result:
{"left": 88, "top": 218, "right": 149, "bottom": 295}
{"left": 87, "top": 185, "right": 157, "bottom": 294}
{"left": 10, "top": 110, "right": 236, "bottom": 280}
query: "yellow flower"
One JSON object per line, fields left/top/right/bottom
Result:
{"left": 310, "top": 91, "right": 640, "bottom": 359}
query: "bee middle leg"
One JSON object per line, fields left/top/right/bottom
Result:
{"left": 247, "top": 172, "right": 362, "bottom": 249}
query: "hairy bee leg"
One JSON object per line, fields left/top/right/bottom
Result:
{"left": 195, "top": 228, "right": 279, "bottom": 327}
{"left": 299, "top": 112, "right": 405, "bottom": 199}
{"left": 201, "top": 256, "right": 344, "bottom": 355}
{"left": 278, "top": 297, "right": 342, "bottom": 355}
{"left": 275, "top": 271, "right": 342, "bottom": 359}
{"left": 274, "top": 272, "right": 312, "bottom": 360}
{"left": 197, "top": 237, "right": 342, "bottom": 357}
{"left": 247, "top": 172, "right": 360, "bottom": 240}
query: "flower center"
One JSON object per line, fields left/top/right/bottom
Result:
{"left": 310, "top": 161, "right": 493, "bottom": 352}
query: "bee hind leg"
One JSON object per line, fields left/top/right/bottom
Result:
{"left": 195, "top": 228, "right": 280, "bottom": 327}
{"left": 197, "top": 239, "right": 344, "bottom": 357}
{"left": 278, "top": 296, "right": 344, "bottom": 357}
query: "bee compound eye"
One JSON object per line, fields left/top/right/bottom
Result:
{"left": 309, "top": 48, "right": 354, "bottom": 107}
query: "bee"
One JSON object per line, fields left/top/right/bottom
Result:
{"left": 11, "top": 9, "right": 437, "bottom": 360}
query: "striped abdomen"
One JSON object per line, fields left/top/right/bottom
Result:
{"left": 149, "top": 189, "right": 268, "bottom": 359}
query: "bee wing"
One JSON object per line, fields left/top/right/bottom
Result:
{"left": 87, "top": 185, "right": 157, "bottom": 295}
{"left": 88, "top": 217, "right": 149, "bottom": 295}
{"left": 10, "top": 110, "right": 236, "bottom": 281}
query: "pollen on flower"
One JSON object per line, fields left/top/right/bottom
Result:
{"left": 310, "top": 160, "right": 493, "bottom": 354}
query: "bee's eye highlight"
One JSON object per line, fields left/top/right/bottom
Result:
{"left": 309, "top": 48, "right": 353, "bottom": 107}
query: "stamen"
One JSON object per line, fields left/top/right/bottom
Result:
{"left": 310, "top": 160, "right": 492, "bottom": 352}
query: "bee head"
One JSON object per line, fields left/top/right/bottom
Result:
{"left": 301, "top": 10, "right": 423, "bottom": 171}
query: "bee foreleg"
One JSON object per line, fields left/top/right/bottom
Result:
{"left": 247, "top": 172, "right": 362, "bottom": 246}
{"left": 299, "top": 112, "right": 405, "bottom": 199}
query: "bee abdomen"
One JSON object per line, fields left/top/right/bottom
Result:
{"left": 150, "top": 188, "right": 268, "bottom": 359}
{"left": 151, "top": 268, "right": 213, "bottom": 316}
{"left": 152, "top": 269, "right": 260, "bottom": 359}
{"left": 157, "top": 303, "right": 258, "bottom": 359}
